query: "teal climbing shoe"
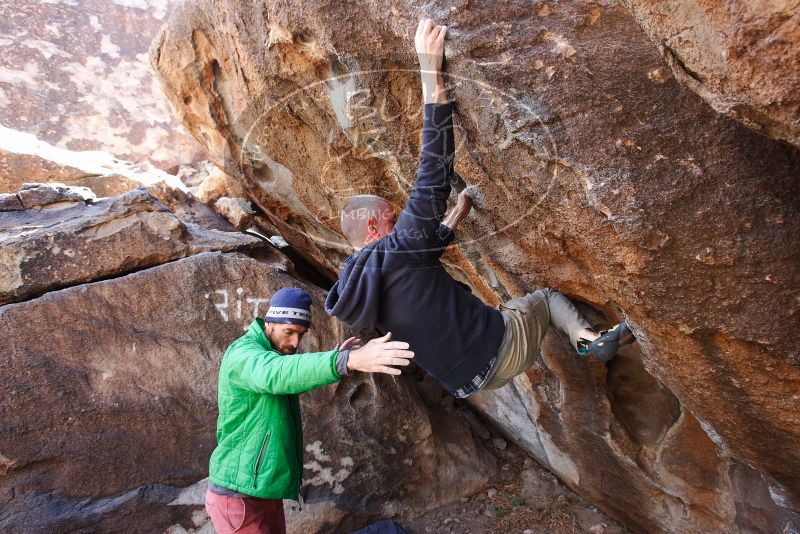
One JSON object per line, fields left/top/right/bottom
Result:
{"left": 577, "top": 322, "right": 635, "bottom": 362}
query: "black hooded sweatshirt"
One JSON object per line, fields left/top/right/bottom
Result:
{"left": 325, "top": 103, "right": 506, "bottom": 393}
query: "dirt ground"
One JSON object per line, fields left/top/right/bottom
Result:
{"left": 395, "top": 416, "right": 626, "bottom": 534}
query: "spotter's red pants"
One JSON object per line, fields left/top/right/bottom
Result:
{"left": 205, "top": 489, "right": 286, "bottom": 534}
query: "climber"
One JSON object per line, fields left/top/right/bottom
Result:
{"left": 325, "top": 19, "right": 635, "bottom": 399}
{"left": 205, "top": 287, "right": 414, "bottom": 534}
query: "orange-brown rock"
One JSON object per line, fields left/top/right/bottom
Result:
{"left": 623, "top": 0, "right": 800, "bottom": 148}
{"left": 195, "top": 164, "right": 248, "bottom": 203}
{"left": 151, "top": 1, "right": 800, "bottom": 531}
{"left": 1, "top": 149, "right": 94, "bottom": 190}
{"left": 0, "top": 144, "right": 189, "bottom": 197}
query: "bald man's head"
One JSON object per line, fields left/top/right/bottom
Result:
{"left": 340, "top": 195, "right": 398, "bottom": 248}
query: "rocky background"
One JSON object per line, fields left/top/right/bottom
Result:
{"left": 1, "top": 0, "right": 799, "bottom": 533}
{"left": 0, "top": 0, "right": 205, "bottom": 173}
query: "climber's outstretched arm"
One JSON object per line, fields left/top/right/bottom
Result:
{"left": 390, "top": 18, "right": 454, "bottom": 254}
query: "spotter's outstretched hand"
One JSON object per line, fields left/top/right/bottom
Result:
{"left": 346, "top": 331, "right": 414, "bottom": 376}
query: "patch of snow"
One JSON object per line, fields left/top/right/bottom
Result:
{"left": 100, "top": 34, "right": 120, "bottom": 58}
{"left": 0, "top": 123, "right": 187, "bottom": 191}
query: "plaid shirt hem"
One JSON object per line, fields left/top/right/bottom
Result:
{"left": 450, "top": 355, "right": 497, "bottom": 399}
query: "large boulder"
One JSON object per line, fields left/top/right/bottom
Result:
{"left": 0, "top": 184, "right": 258, "bottom": 305}
{"left": 0, "top": 0, "right": 205, "bottom": 171}
{"left": 150, "top": 0, "right": 800, "bottom": 531}
{"left": 0, "top": 251, "right": 496, "bottom": 532}
{"left": 1, "top": 148, "right": 96, "bottom": 192}
{"left": 622, "top": 0, "right": 800, "bottom": 148}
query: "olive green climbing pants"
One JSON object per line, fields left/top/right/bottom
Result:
{"left": 482, "top": 288, "right": 592, "bottom": 391}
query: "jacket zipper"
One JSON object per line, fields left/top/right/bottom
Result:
{"left": 252, "top": 431, "right": 270, "bottom": 487}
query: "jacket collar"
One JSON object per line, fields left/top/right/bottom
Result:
{"left": 248, "top": 318, "right": 274, "bottom": 351}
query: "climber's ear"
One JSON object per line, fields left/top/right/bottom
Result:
{"left": 364, "top": 215, "right": 380, "bottom": 244}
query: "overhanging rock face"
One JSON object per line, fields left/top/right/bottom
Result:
{"left": 622, "top": 0, "right": 800, "bottom": 148}
{"left": 150, "top": 0, "right": 800, "bottom": 531}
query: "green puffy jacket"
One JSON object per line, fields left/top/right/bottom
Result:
{"left": 208, "top": 319, "right": 342, "bottom": 499}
